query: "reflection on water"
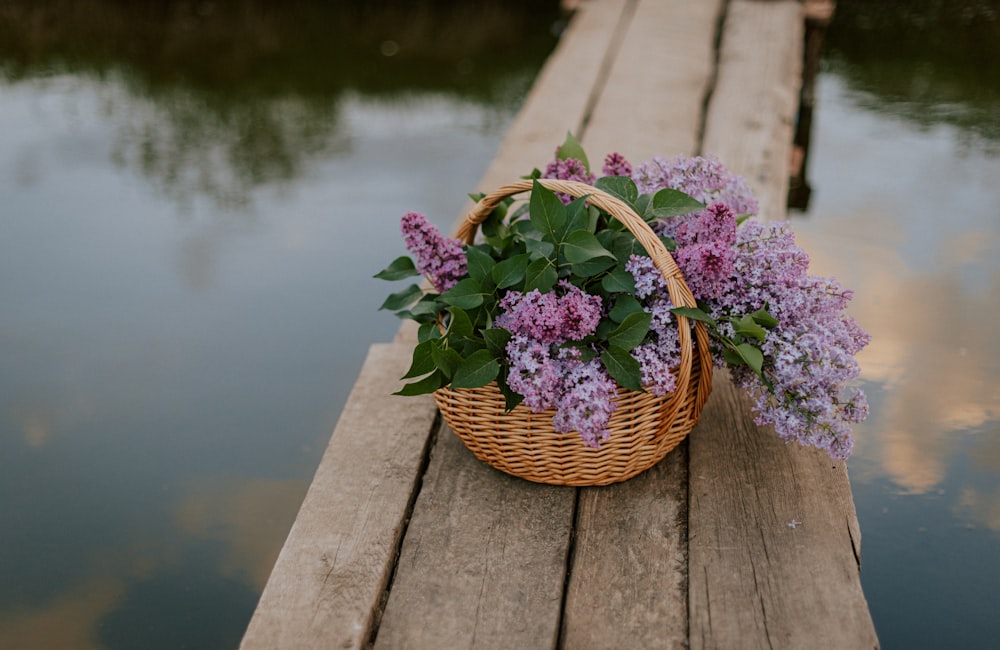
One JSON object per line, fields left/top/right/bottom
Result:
{"left": 823, "top": 0, "right": 1000, "bottom": 149}
{"left": 795, "top": 69, "right": 1000, "bottom": 647}
{"left": 0, "top": 2, "right": 561, "bottom": 648}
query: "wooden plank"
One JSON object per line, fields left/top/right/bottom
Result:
{"left": 375, "top": 2, "right": 636, "bottom": 648}
{"left": 690, "top": 3, "right": 878, "bottom": 646}
{"left": 240, "top": 343, "right": 439, "bottom": 650}
{"left": 561, "top": 446, "right": 689, "bottom": 649}
{"left": 560, "top": 2, "right": 723, "bottom": 646}
{"left": 374, "top": 426, "right": 574, "bottom": 649}
{"left": 688, "top": 374, "right": 878, "bottom": 649}
{"left": 471, "top": 0, "right": 632, "bottom": 197}
{"left": 584, "top": 0, "right": 725, "bottom": 161}
{"left": 701, "top": 0, "right": 803, "bottom": 222}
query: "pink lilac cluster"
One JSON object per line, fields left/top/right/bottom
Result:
{"left": 602, "top": 152, "right": 633, "bottom": 178}
{"left": 498, "top": 282, "right": 618, "bottom": 447}
{"left": 494, "top": 280, "right": 602, "bottom": 344}
{"left": 673, "top": 202, "right": 739, "bottom": 300}
{"left": 400, "top": 211, "right": 467, "bottom": 293}
{"left": 542, "top": 148, "right": 596, "bottom": 204}
{"left": 632, "top": 154, "right": 759, "bottom": 237}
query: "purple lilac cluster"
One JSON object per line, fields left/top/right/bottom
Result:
{"left": 721, "top": 221, "right": 870, "bottom": 459}
{"left": 632, "top": 154, "right": 759, "bottom": 237}
{"left": 400, "top": 211, "right": 467, "bottom": 293}
{"left": 498, "top": 282, "right": 618, "bottom": 447}
{"left": 625, "top": 154, "right": 870, "bottom": 459}
{"left": 624, "top": 255, "right": 682, "bottom": 396}
{"left": 602, "top": 152, "right": 633, "bottom": 178}
{"left": 542, "top": 148, "right": 596, "bottom": 205}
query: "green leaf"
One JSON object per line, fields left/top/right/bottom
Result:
{"left": 374, "top": 256, "right": 419, "bottom": 281}
{"left": 447, "top": 307, "right": 474, "bottom": 338}
{"left": 440, "top": 278, "right": 485, "bottom": 309}
{"left": 464, "top": 246, "right": 495, "bottom": 283}
{"left": 524, "top": 257, "right": 558, "bottom": 293}
{"left": 379, "top": 284, "right": 423, "bottom": 311}
{"left": 601, "top": 345, "right": 644, "bottom": 392}
{"left": 570, "top": 255, "right": 617, "bottom": 278}
{"left": 394, "top": 369, "right": 447, "bottom": 396}
{"left": 670, "top": 305, "right": 717, "bottom": 326}
{"left": 735, "top": 343, "right": 764, "bottom": 375}
{"left": 417, "top": 321, "right": 442, "bottom": 343}
{"left": 610, "top": 295, "right": 643, "bottom": 322}
{"left": 565, "top": 196, "right": 591, "bottom": 234}
{"left": 648, "top": 188, "right": 706, "bottom": 219}
{"left": 556, "top": 131, "right": 590, "bottom": 171}
{"left": 736, "top": 213, "right": 752, "bottom": 225}
{"left": 529, "top": 179, "right": 568, "bottom": 242}
{"left": 601, "top": 268, "right": 636, "bottom": 293}
{"left": 401, "top": 340, "right": 437, "bottom": 379}
{"left": 751, "top": 307, "right": 779, "bottom": 329}
{"left": 431, "top": 345, "right": 463, "bottom": 379}
{"left": 492, "top": 253, "right": 531, "bottom": 289}
{"left": 482, "top": 328, "right": 512, "bottom": 356}
{"left": 734, "top": 314, "right": 768, "bottom": 341}
{"left": 595, "top": 176, "right": 639, "bottom": 207}
{"left": 524, "top": 238, "right": 556, "bottom": 260}
{"left": 563, "top": 230, "right": 616, "bottom": 263}
{"left": 451, "top": 350, "right": 500, "bottom": 389}
{"left": 608, "top": 311, "right": 652, "bottom": 351}
{"left": 635, "top": 194, "right": 653, "bottom": 221}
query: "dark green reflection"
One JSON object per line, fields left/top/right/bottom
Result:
{"left": 0, "top": 0, "right": 563, "bottom": 209}
{"left": 824, "top": 0, "right": 1000, "bottom": 146}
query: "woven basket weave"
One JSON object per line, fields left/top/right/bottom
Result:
{"left": 434, "top": 179, "right": 713, "bottom": 486}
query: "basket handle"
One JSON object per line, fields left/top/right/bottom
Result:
{"left": 455, "top": 178, "right": 712, "bottom": 403}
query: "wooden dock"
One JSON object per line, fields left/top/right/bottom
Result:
{"left": 240, "top": 1, "right": 878, "bottom": 648}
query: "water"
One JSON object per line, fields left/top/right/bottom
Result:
{"left": 0, "top": 2, "right": 560, "bottom": 647}
{"left": 793, "top": 3, "right": 1000, "bottom": 645}
{"left": 2, "top": 2, "right": 998, "bottom": 648}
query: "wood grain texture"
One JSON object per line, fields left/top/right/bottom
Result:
{"left": 560, "top": 2, "right": 724, "bottom": 645}
{"left": 561, "top": 445, "right": 689, "bottom": 649}
{"left": 701, "top": 0, "right": 803, "bottom": 222}
{"left": 688, "top": 374, "right": 878, "bottom": 650}
{"left": 240, "top": 344, "right": 439, "bottom": 650}
{"left": 584, "top": 0, "right": 725, "bottom": 161}
{"left": 692, "top": 4, "right": 877, "bottom": 647}
{"left": 374, "top": 426, "right": 575, "bottom": 650}
{"left": 469, "top": 0, "right": 631, "bottom": 199}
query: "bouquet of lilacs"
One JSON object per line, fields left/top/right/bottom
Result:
{"left": 377, "top": 135, "right": 869, "bottom": 460}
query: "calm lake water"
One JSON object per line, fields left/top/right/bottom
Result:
{"left": 1, "top": 2, "right": 998, "bottom": 648}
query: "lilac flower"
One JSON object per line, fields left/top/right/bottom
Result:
{"left": 550, "top": 357, "right": 619, "bottom": 448}
{"left": 495, "top": 281, "right": 602, "bottom": 344}
{"left": 400, "top": 211, "right": 467, "bottom": 293}
{"left": 632, "top": 154, "right": 758, "bottom": 237}
{"left": 542, "top": 148, "right": 596, "bottom": 204}
{"left": 505, "top": 335, "right": 563, "bottom": 413}
{"left": 602, "top": 152, "right": 633, "bottom": 178}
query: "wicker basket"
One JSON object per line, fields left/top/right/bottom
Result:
{"left": 434, "top": 179, "right": 714, "bottom": 486}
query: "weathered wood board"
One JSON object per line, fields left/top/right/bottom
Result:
{"left": 239, "top": 344, "right": 438, "bottom": 650}
{"left": 688, "top": 374, "right": 879, "bottom": 650}
{"left": 374, "top": 428, "right": 574, "bottom": 649}
{"left": 560, "top": 2, "right": 724, "bottom": 646}
{"left": 584, "top": 0, "right": 724, "bottom": 162}
{"left": 243, "top": 1, "right": 879, "bottom": 648}
{"left": 701, "top": 0, "right": 803, "bottom": 222}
